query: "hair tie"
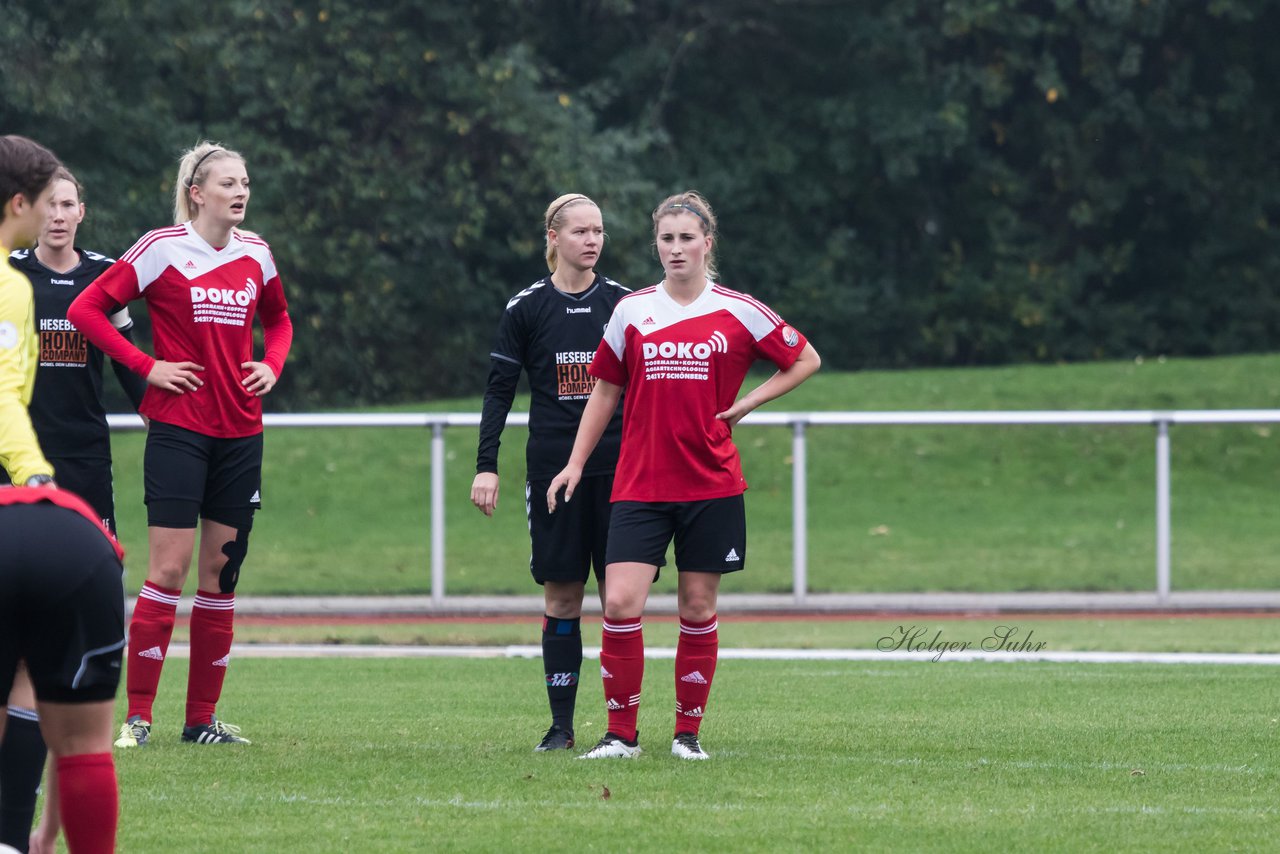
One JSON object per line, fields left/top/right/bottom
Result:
{"left": 666, "top": 203, "right": 710, "bottom": 228}
{"left": 545, "top": 195, "right": 589, "bottom": 229}
{"left": 185, "top": 148, "right": 221, "bottom": 187}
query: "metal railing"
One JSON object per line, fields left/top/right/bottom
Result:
{"left": 108, "top": 409, "right": 1280, "bottom": 605}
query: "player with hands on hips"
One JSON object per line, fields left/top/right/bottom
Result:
{"left": 472, "top": 193, "right": 629, "bottom": 751}
{"left": 548, "top": 191, "right": 820, "bottom": 761}
{"left": 68, "top": 141, "right": 293, "bottom": 749}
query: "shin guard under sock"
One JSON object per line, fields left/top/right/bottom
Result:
{"left": 674, "top": 614, "right": 719, "bottom": 735}
{"left": 186, "top": 591, "right": 235, "bottom": 727}
{"left": 126, "top": 582, "right": 181, "bottom": 722}
{"left": 542, "top": 615, "right": 583, "bottom": 732}
{"left": 600, "top": 619, "right": 644, "bottom": 742}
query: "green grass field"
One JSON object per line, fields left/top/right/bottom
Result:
{"left": 105, "top": 353, "right": 1280, "bottom": 596}
{"left": 108, "top": 656, "right": 1277, "bottom": 852}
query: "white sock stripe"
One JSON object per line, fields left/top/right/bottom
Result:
{"left": 6, "top": 707, "right": 39, "bottom": 722}
{"left": 680, "top": 621, "right": 718, "bottom": 635}
{"left": 193, "top": 595, "right": 236, "bottom": 610}
{"left": 138, "top": 586, "right": 181, "bottom": 606}
{"left": 602, "top": 619, "right": 643, "bottom": 634}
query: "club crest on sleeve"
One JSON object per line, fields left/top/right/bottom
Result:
{"left": 782, "top": 326, "right": 799, "bottom": 347}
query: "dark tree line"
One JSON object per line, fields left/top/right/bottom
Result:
{"left": 3, "top": 0, "right": 1277, "bottom": 405}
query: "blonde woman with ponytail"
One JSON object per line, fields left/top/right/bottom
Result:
{"left": 69, "top": 142, "right": 293, "bottom": 748}
{"left": 470, "top": 193, "right": 630, "bottom": 751}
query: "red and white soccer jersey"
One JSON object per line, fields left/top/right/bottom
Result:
{"left": 590, "top": 281, "right": 807, "bottom": 502}
{"left": 69, "top": 224, "right": 292, "bottom": 438}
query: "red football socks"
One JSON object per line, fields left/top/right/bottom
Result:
{"left": 125, "top": 582, "right": 180, "bottom": 722}
{"left": 57, "top": 753, "right": 117, "bottom": 854}
{"left": 599, "top": 618, "right": 644, "bottom": 742}
{"left": 675, "top": 615, "right": 719, "bottom": 735}
{"left": 186, "top": 591, "right": 235, "bottom": 727}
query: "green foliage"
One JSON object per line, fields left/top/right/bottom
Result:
{"left": 3, "top": 1, "right": 1278, "bottom": 404}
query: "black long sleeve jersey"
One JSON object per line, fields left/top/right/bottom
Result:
{"left": 477, "top": 274, "right": 629, "bottom": 480}
{"left": 8, "top": 248, "right": 147, "bottom": 462}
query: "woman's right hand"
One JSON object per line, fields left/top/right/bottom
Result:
{"left": 29, "top": 822, "right": 58, "bottom": 854}
{"left": 146, "top": 360, "right": 205, "bottom": 393}
{"left": 546, "top": 465, "right": 582, "bottom": 514}
{"left": 471, "top": 472, "right": 500, "bottom": 517}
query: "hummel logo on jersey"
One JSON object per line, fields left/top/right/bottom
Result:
{"left": 600, "top": 665, "right": 613, "bottom": 679}
{"left": 212, "top": 655, "right": 230, "bottom": 667}
{"left": 641, "top": 316, "right": 655, "bottom": 325}
{"left": 606, "top": 697, "right": 626, "bottom": 710}
{"left": 250, "top": 490, "right": 261, "bottom": 503}
{"left": 50, "top": 278, "right": 75, "bottom": 286}
{"left": 138, "top": 646, "right": 165, "bottom": 661}
{"left": 565, "top": 306, "right": 592, "bottom": 314}
{"left": 725, "top": 548, "right": 740, "bottom": 562}
{"left": 680, "top": 671, "right": 709, "bottom": 685}
{"left": 546, "top": 672, "right": 578, "bottom": 687}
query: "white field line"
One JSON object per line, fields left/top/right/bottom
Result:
{"left": 163, "top": 643, "right": 1280, "bottom": 665}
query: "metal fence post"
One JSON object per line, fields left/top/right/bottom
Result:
{"left": 792, "top": 419, "right": 808, "bottom": 604}
{"left": 431, "top": 421, "right": 446, "bottom": 606}
{"left": 1155, "top": 419, "right": 1171, "bottom": 601}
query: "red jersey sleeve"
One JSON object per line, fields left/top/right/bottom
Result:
{"left": 67, "top": 262, "right": 155, "bottom": 378}
{"left": 589, "top": 309, "right": 629, "bottom": 387}
{"left": 257, "top": 270, "right": 292, "bottom": 378}
{"left": 754, "top": 321, "right": 808, "bottom": 372}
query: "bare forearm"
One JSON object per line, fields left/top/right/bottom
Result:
{"left": 736, "top": 343, "right": 821, "bottom": 416}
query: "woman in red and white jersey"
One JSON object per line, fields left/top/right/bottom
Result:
{"left": 548, "top": 191, "right": 820, "bottom": 760}
{"left": 68, "top": 141, "right": 293, "bottom": 747}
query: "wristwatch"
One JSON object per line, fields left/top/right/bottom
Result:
{"left": 24, "top": 474, "right": 55, "bottom": 487}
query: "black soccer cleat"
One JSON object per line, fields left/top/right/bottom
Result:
{"left": 534, "top": 725, "right": 575, "bottom": 752}
{"left": 182, "top": 716, "right": 251, "bottom": 745}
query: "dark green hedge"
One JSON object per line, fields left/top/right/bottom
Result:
{"left": 4, "top": 0, "right": 1276, "bottom": 404}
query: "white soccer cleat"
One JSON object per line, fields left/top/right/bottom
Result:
{"left": 578, "top": 732, "right": 642, "bottom": 759}
{"left": 671, "top": 732, "right": 709, "bottom": 760}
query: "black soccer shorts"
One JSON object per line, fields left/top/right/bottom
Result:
{"left": 144, "top": 421, "right": 263, "bottom": 529}
{"left": 0, "top": 503, "right": 126, "bottom": 704}
{"left": 48, "top": 455, "right": 117, "bottom": 533}
{"left": 527, "top": 473, "right": 613, "bottom": 585}
{"left": 605, "top": 494, "right": 747, "bottom": 573}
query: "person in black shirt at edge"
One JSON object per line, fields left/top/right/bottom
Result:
{"left": 2, "top": 165, "right": 145, "bottom": 853}
{"left": 470, "top": 193, "right": 628, "bottom": 751}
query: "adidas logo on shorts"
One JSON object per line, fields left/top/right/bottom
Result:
{"left": 725, "top": 548, "right": 740, "bottom": 562}
{"left": 212, "top": 655, "right": 230, "bottom": 667}
{"left": 680, "top": 670, "right": 709, "bottom": 684}
{"left": 138, "top": 646, "right": 165, "bottom": 661}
